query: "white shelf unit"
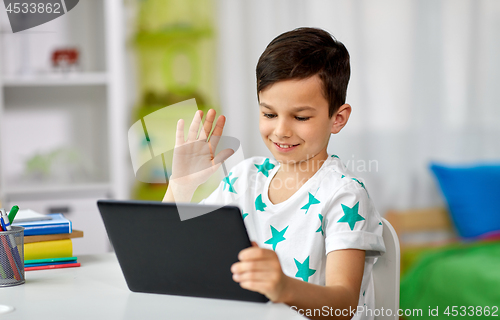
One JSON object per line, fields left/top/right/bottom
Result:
{"left": 0, "top": 0, "right": 128, "bottom": 255}
{"left": 2, "top": 72, "right": 109, "bottom": 86}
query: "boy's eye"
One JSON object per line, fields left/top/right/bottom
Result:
{"left": 295, "top": 116, "right": 310, "bottom": 121}
{"left": 263, "top": 113, "right": 276, "bottom": 119}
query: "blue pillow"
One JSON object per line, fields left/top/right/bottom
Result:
{"left": 430, "top": 162, "right": 500, "bottom": 239}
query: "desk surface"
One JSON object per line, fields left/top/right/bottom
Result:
{"left": 0, "top": 253, "right": 304, "bottom": 319}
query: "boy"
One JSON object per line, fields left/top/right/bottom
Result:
{"left": 163, "top": 27, "right": 385, "bottom": 319}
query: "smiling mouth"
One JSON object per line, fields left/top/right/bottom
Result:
{"left": 273, "top": 142, "right": 300, "bottom": 149}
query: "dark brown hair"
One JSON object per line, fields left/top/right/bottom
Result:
{"left": 256, "top": 27, "right": 350, "bottom": 117}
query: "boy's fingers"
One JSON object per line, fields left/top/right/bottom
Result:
{"left": 238, "top": 247, "right": 273, "bottom": 261}
{"left": 238, "top": 280, "right": 266, "bottom": 294}
{"left": 231, "top": 260, "right": 269, "bottom": 274}
{"left": 200, "top": 109, "right": 216, "bottom": 140}
{"left": 187, "top": 110, "right": 203, "bottom": 141}
{"left": 210, "top": 115, "right": 226, "bottom": 137}
{"left": 207, "top": 135, "right": 221, "bottom": 154}
{"left": 233, "top": 270, "right": 276, "bottom": 283}
{"left": 207, "top": 115, "right": 226, "bottom": 150}
{"left": 175, "top": 119, "right": 185, "bottom": 146}
{"left": 251, "top": 241, "right": 259, "bottom": 247}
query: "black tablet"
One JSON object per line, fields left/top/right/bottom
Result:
{"left": 97, "top": 200, "right": 268, "bottom": 303}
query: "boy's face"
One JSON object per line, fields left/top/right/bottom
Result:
{"left": 258, "top": 75, "right": 337, "bottom": 165}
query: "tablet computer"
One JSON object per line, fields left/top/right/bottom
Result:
{"left": 97, "top": 200, "right": 268, "bottom": 303}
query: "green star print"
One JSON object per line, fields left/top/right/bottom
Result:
{"left": 254, "top": 158, "right": 275, "bottom": 177}
{"left": 316, "top": 214, "right": 326, "bottom": 236}
{"left": 264, "top": 225, "right": 288, "bottom": 250}
{"left": 337, "top": 201, "right": 365, "bottom": 231}
{"left": 352, "top": 178, "right": 365, "bottom": 189}
{"left": 222, "top": 172, "right": 238, "bottom": 193}
{"left": 242, "top": 213, "right": 249, "bottom": 220}
{"left": 294, "top": 257, "right": 316, "bottom": 282}
{"left": 255, "top": 194, "right": 267, "bottom": 211}
{"left": 301, "top": 192, "right": 320, "bottom": 214}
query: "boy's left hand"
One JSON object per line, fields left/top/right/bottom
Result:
{"left": 231, "top": 242, "right": 289, "bottom": 302}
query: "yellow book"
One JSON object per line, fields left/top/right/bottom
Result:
{"left": 24, "top": 239, "right": 73, "bottom": 260}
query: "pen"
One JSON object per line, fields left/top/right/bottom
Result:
{"left": 0, "top": 208, "right": 12, "bottom": 231}
{"left": 0, "top": 257, "right": 6, "bottom": 279}
{"left": 0, "top": 208, "right": 23, "bottom": 280}
{"left": 0, "top": 215, "right": 6, "bottom": 231}
{"left": 8, "top": 205, "right": 19, "bottom": 224}
{"left": 0, "top": 209, "right": 11, "bottom": 231}
{"left": 0, "top": 200, "right": 3, "bottom": 231}
{"left": 0, "top": 200, "right": 10, "bottom": 279}
{"left": 1, "top": 235, "right": 19, "bottom": 279}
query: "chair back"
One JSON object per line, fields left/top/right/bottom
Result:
{"left": 373, "top": 218, "right": 400, "bottom": 320}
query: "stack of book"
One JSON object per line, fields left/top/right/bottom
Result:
{"left": 12, "top": 210, "right": 83, "bottom": 271}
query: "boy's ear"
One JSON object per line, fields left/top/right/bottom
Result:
{"left": 331, "top": 104, "right": 351, "bottom": 134}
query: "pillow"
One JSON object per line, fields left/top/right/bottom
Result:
{"left": 430, "top": 162, "right": 500, "bottom": 239}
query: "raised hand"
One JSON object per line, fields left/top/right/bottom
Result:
{"left": 165, "top": 109, "right": 234, "bottom": 202}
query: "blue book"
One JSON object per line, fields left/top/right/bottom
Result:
{"left": 13, "top": 213, "right": 72, "bottom": 236}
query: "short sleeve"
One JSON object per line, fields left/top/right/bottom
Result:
{"left": 323, "top": 181, "right": 385, "bottom": 257}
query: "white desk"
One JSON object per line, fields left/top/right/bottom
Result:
{"left": 0, "top": 253, "right": 305, "bottom": 319}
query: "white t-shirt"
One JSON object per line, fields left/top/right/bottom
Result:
{"left": 201, "top": 155, "right": 385, "bottom": 319}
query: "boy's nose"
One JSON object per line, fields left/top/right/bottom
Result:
{"left": 274, "top": 119, "right": 292, "bottom": 138}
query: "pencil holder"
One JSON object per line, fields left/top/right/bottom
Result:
{"left": 0, "top": 226, "right": 25, "bottom": 287}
